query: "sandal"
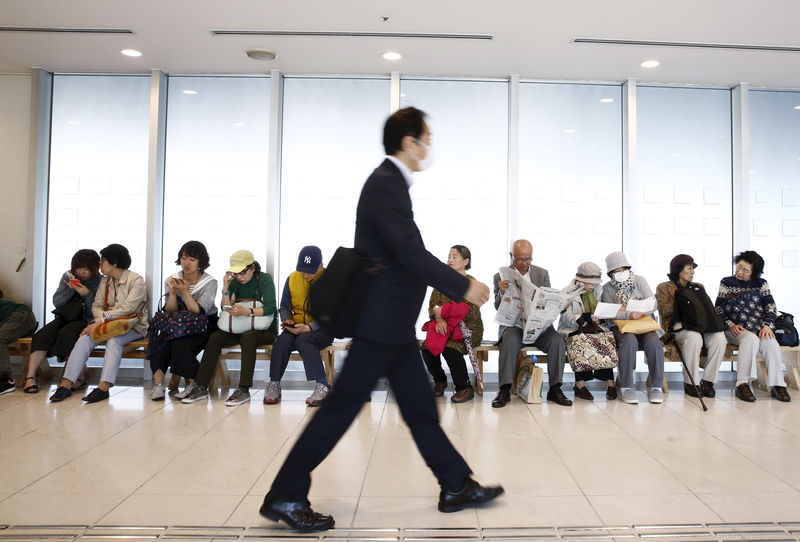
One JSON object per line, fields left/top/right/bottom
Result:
{"left": 71, "top": 378, "right": 87, "bottom": 392}
{"left": 23, "top": 377, "right": 39, "bottom": 394}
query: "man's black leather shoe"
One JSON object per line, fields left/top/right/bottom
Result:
{"left": 546, "top": 386, "right": 573, "bottom": 407}
{"left": 491, "top": 389, "right": 510, "bottom": 408}
{"left": 438, "top": 477, "right": 504, "bottom": 513}
{"left": 259, "top": 493, "right": 334, "bottom": 532}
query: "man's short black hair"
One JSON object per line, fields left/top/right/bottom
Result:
{"left": 734, "top": 250, "right": 765, "bottom": 278}
{"left": 100, "top": 244, "right": 132, "bottom": 270}
{"left": 71, "top": 249, "right": 100, "bottom": 276}
{"left": 383, "top": 107, "right": 427, "bottom": 155}
{"left": 176, "top": 240, "right": 210, "bottom": 272}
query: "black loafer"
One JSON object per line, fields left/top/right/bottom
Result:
{"left": 573, "top": 385, "right": 594, "bottom": 401}
{"left": 259, "top": 493, "right": 334, "bottom": 532}
{"left": 683, "top": 383, "right": 701, "bottom": 398}
{"left": 433, "top": 381, "right": 446, "bottom": 397}
{"left": 82, "top": 388, "right": 110, "bottom": 403}
{"left": 606, "top": 386, "right": 617, "bottom": 400}
{"left": 438, "top": 477, "right": 504, "bottom": 513}
{"left": 771, "top": 386, "right": 791, "bottom": 402}
{"left": 546, "top": 386, "right": 573, "bottom": 407}
{"left": 491, "top": 389, "right": 510, "bottom": 408}
{"left": 699, "top": 379, "right": 716, "bottom": 398}
{"left": 49, "top": 386, "right": 72, "bottom": 402}
{"left": 735, "top": 383, "right": 756, "bottom": 403}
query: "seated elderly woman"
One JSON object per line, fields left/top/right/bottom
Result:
{"left": 420, "top": 245, "right": 484, "bottom": 403}
{"left": 558, "top": 262, "right": 617, "bottom": 401}
{"left": 600, "top": 251, "right": 665, "bottom": 405}
{"left": 656, "top": 254, "right": 727, "bottom": 399}
{"left": 716, "top": 250, "right": 790, "bottom": 402}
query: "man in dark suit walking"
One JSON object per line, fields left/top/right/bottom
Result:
{"left": 259, "top": 107, "right": 503, "bottom": 532}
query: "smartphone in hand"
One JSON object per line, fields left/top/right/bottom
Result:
{"left": 65, "top": 271, "right": 80, "bottom": 287}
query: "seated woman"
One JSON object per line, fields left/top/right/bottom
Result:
{"left": 23, "top": 249, "right": 101, "bottom": 394}
{"left": 149, "top": 241, "right": 218, "bottom": 401}
{"left": 558, "top": 262, "right": 616, "bottom": 401}
{"left": 0, "top": 290, "right": 38, "bottom": 395}
{"left": 420, "top": 245, "right": 484, "bottom": 403}
{"left": 601, "top": 251, "right": 665, "bottom": 405}
{"left": 50, "top": 244, "right": 148, "bottom": 404}
{"left": 656, "top": 254, "right": 727, "bottom": 399}
{"left": 182, "top": 250, "right": 277, "bottom": 406}
{"left": 716, "top": 250, "right": 790, "bottom": 402}
{"left": 265, "top": 246, "right": 332, "bottom": 407}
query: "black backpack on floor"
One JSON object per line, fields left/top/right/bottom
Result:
{"left": 675, "top": 282, "right": 726, "bottom": 334}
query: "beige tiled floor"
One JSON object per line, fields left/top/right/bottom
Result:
{"left": 1, "top": 381, "right": 800, "bottom": 530}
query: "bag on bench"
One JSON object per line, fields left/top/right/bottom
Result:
{"left": 774, "top": 312, "right": 799, "bottom": 347}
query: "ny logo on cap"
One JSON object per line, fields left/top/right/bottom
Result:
{"left": 304, "top": 256, "right": 311, "bottom": 264}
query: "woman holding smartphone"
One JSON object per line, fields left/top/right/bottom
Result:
{"left": 182, "top": 250, "right": 278, "bottom": 406}
{"left": 149, "top": 241, "right": 218, "bottom": 401}
{"left": 23, "top": 249, "right": 100, "bottom": 393}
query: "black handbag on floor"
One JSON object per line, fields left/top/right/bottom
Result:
{"left": 774, "top": 312, "right": 799, "bottom": 347}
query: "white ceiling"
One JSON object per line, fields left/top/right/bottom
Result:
{"left": 1, "top": 0, "right": 799, "bottom": 88}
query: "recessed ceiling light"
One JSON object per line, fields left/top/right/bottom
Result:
{"left": 563, "top": 129, "right": 576, "bottom": 134}
{"left": 672, "top": 153, "right": 682, "bottom": 158}
{"left": 67, "top": 120, "right": 80, "bottom": 125}
{"left": 182, "top": 90, "right": 198, "bottom": 95}
{"left": 599, "top": 98, "right": 614, "bottom": 103}
{"left": 400, "top": 93, "right": 406, "bottom": 97}
{"left": 382, "top": 51, "right": 402, "bottom": 61}
{"left": 794, "top": 105, "right": 800, "bottom": 110}
{"left": 120, "top": 48, "right": 142, "bottom": 57}
{"left": 232, "top": 122, "right": 245, "bottom": 127}
{"left": 640, "top": 59, "right": 660, "bottom": 68}
{"left": 245, "top": 48, "right": 277, "bottom": 61}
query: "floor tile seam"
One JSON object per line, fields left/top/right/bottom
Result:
{"left": 351, "top": 396, "right": 390, "bottom": 530}
{"left": 6, "top": 397, "right": 175, "bottom": 496}
{"left": 635, "top": 405, "right": 799, "bottom": 489}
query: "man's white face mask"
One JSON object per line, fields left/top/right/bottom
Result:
{"left": 612, "top": 270, "right": 631, "bottom": 282}
{"left": 411, "top": 138, "right": 434, "bottom": 171}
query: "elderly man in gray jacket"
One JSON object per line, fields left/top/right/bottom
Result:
{"left": 492, "top": 239, "right": 571, "bottom": 408}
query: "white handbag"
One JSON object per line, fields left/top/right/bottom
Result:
{"left": 217, "top": 299, "right": 274, "bottom": 334}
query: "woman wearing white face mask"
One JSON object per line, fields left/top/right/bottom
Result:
{"left": 600, "top": 251, "right": 665, "bottom": 405}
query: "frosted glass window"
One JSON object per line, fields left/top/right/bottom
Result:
{"left": 518, "top": 83, "right": 622, "bottom": 289}
{"left": 400, "top": 79, "right": 509, "bottom": 342}
{"left": 636, "top": 87, "right": 732, "bottom": 290}
{"left": 280, "top": 77, "right": 389, "bottom": 295}
{"left": 749, "top": 90, "right": 800, "bottom": 313}
{"left": 162, "top": 76, "right": 270, "bottom": 298}
{"left": 46, "top": 75, "right": 150, "bottom": 316}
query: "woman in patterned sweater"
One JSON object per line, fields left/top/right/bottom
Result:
{"left": 420, "top": 245, "right": 484, "bottom": 403}
{"left": 715, "top": 250, "right": 789, "bottom": 402}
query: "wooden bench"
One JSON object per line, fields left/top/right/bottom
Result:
{"left": 208, "top": 340, "right": 352, "bottom": 389}
{"left": 10, "top": 336, "right": 150, "bottom": 387}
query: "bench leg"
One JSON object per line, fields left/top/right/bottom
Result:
{"left": 16, "top": 344, "right": 32, "bottom": 388}
{"left": 783, "top": 351, "right": 800, "bottom": 391}
{"left": 324, "top": 350, "right": 335, "bottom": 387}
{"left": 210, "top": 357, "right": 231, "bottom": 389}
{"left": 475, "top": 352, "right": 485, "bottom": 396}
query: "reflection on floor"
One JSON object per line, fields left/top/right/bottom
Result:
{"left": 1, "top": 380, "right": 799, "bottom": 536}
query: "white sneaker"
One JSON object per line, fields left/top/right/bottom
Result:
{"left": 649, "top": 387, "right": 664, "bottom": 404}
{"left": 620, "top": 387, "right": 639, "bottom": 404}
{"left": 174, "top": 382, "right": 196, "bottom": 400}
{"left": 151, "top": 383, "right": 166, "bottom": 401}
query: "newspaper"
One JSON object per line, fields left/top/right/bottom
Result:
{"left": 495, "top": 267, "right": 583, "bottom": 343}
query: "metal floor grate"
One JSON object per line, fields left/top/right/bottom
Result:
{"left": 2, "top": 523, "right": 800, "bottom": 541}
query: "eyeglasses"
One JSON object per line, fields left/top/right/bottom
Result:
{"left": 233, "top": 266, "right": 252, "bottom": 277}
{"left": 513, "top": 257, "right": 532, "bottom": 264}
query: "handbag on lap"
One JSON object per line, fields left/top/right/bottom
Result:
{"left": 566, "top": 313, "right": 619, "bottom": 372}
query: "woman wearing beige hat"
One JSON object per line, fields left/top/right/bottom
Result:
{"left": 559, "top": 262, "right": 617, "bottom": 401}
{"left": 182, "top": 250, "right": 278, "bottom": 406}
{"left": 600, "top": 251, "right": 665, "bottom": 405}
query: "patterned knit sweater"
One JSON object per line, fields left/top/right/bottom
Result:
{"left": 715, "top": 276, "right": 777, "bottom": 334}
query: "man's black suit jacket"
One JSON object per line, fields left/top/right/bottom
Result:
{"left": 354, "top": 159, "right": 470, "bottom": 345}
